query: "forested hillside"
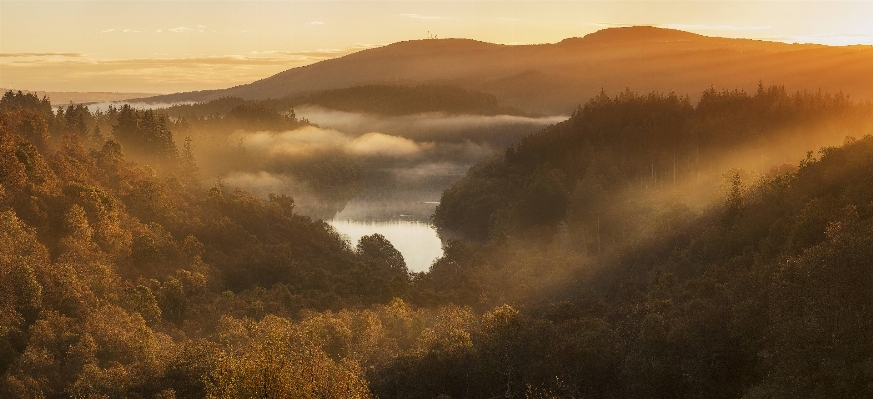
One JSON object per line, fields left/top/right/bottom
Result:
{"left": 164, "top": 85, "right": 525, "bottom": 118}
{"left": 435, "top": 84, "right": 873, "bottom": 242}
{"left": 3, "top": 86, "right": 873, "bottom": 398}
{"left": 135, "top": 26, "right": 873, "bottom": 114}
{"left": 0, "top": 91, "right": 403, "bottom": 397}
{"left": 384, "top": 131, "right": 873, "bottom": 399}
{"left": 410, "top": 86, "right": 873, "bottom": 398}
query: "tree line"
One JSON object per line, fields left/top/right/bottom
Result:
{"left": 163, "top": 84, "right": 527, "bottom": 119}
{"left": 3, "top": 86, "right": 873, "bottom": 398}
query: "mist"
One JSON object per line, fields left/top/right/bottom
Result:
{"left": 295, "top": 105, "right": 566, "bottom": 145}
{"left": 185, "top": 108, "right": 562, "bottom": 272}
{"left": 190, "top": 108, "right": 560, "bottom": 224}
{"left": 85, "top": 101, "right": 196, "bottom": 113}
{"left": 237, "top": 127, "right": 432, "bottom": 160}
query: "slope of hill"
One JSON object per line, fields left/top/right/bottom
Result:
{"left": 433, "top": 85, "right": 873, "bottom": 242}
{"left": 162, "top": 84, "right": 525, "bottom": 118}
{"left": 133, "top": 26, "right": 873, "bottom": 114}
{"left": 6, "top": 85, "right": 873, "bottom": 397}
{"left": 393, "top": 113, "right": 873, "bottom": 399}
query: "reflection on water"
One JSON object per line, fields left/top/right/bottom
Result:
{"left": 328, "top": 220, "right": 443, "bottom": 273}
{"left": 300, "top": 108, "right": 558, "bottom": 273}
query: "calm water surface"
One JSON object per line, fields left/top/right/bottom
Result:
{"left": 328, "top": 219, "right": 443, "bottom": 273}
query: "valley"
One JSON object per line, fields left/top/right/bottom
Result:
{"left": 3, "top": 20, "right": 873, "bottom": 398}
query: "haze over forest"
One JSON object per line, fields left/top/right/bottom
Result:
{"left": 136, "top": 26, "right": 873, "bottom": 114}
{"left": 3, "top": 2, "right": 873, "bottom": 397}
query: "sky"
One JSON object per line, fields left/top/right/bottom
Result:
{"left": 2, "top": 1, "right": 873, "bottom": 94}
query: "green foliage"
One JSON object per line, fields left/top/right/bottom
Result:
{"left": 0, "top": 97, "right": 416, "bottom": 396}
{"left": 179, "top": 136, "right": 200, "bottom": 189}
{"left": 3, "top": 86, "right": 873, "bottom": 398}
{"left": 291, "top": 84, "right": 523, "bottom": 116}
{"left": 112, "top": 105, "right": 178, "bottom": 161}
{"left": 207, "top": 315, "right": 373, "bottom": 399}
{"left": 163, "top": 84, "right": 525, "bottom": 118}
{"left": 0, "top": 110, "right": 53, "bottom": 155}
{"left": 435, "top": 85, "right": 873, "bottom": 242}
{"left": 419, "top": 133, "right": 873, "bottom": 398}
{"left": 0, "top": 212, "right": 49, "bottom": 348}
{"left": 122, "top": 285, "right": 162, "bottom": 324}
{"left": 0, "top": 91, "right": 52, "bottom": 113}
{"left": 357, "top": 234, "right": 408, "bottom": 276}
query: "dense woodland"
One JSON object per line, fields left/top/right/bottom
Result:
{"left": 163, "top": 85, "right": 525, "bottom": 119}
{"left": 2, "top": 85, "right": 873, "bottom": 398}
{"left": 435, "top": 84, "right": 872, "bottom": 241}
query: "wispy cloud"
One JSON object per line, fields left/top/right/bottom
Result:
{"left": 4, "top": 56, "right": 295, "bottom": 69}
{"left": 767, "top": 33, "right": 873, "bottom": 46}
{"left": 134, "top": 25, "right": 208, "bottom": 33}
{"left": 0, "top": 42, "right": 382, "bottom": 92}
{"left": 309, "top": 21, "right": 325, "bottom": 25}
{"left": 1, "top": 57, "right": 293, "bottom": 90}
{"left": 240, "top": 127, "right": 429, "bottom": 160}
{"left": 590, "top": 22, "right": 633, "bottom": 28}
{"left": 250, "top": 44, "right": 378, "bottom": 60}
{"left": 589, "top": 23, "right": 772, "bottom": 32}
{"left": 101, "top": 28, "right": 142, "bottom": 34}
{"left": 0, "top": 52, "right": 83, "bottom": 58}
{"left": 400, "top": 13, "right": 443, "bottom": 20}
{"left": 660, "top": 24, "right": 772, "bottom": 31}
{"left": 168, "top": 26, "right": 194, "bottom": 33}
{"left": 0, "top": 42, "right": 383, "bottom": 93}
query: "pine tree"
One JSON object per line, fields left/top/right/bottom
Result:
{"left": 112, "top": 105, "right": 139, "bottom": 147}
{"left": 180, "top": 137, "right": 201, "bottom": 189}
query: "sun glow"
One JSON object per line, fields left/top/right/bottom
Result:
{"left": 2, "top": 1, "right": 871, "bottom": 93}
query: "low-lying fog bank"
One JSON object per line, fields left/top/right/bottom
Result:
{"left": 296, "top": 106, "right": 566, "bottom": 146}
{"left": 217, "top": 109, "right": 563, "bottom": 271}
{"left": 219, "top": 109, "right": 564, "bottom": 222}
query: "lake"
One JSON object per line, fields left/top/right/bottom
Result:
{"left": 294, "top": 109, "right": 562, "bottom": 274}
{"left": 328, "top": 219, "right": 443, "bottom": 273}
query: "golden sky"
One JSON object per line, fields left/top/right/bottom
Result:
{"left": 2, "top": 1, "right": 873, "bottom": 94}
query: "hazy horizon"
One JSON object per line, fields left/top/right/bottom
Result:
{"left": 3, "top": 0, "right": 873, "bottom": 94}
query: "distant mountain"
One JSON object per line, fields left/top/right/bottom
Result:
{"left": 133, "top": 26, "right": 873, "bottom": 114}
{"left": 162, "top": 84, "right": 526, "bottom": 118}
{"left": 0, "top": 89, "right": 161, "bottom": 106}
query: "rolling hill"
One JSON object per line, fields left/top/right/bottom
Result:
{"left": 134, "top": 26, "right": 873, "bottom": 114}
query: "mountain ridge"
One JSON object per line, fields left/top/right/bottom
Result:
{"left": 133, "top": 26, "right": 873, "bottom": 114}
